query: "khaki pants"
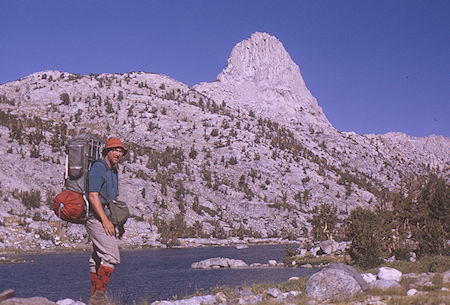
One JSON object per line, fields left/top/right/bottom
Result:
{"left": 86, "top": 216, "right": 120, "bottom": 272}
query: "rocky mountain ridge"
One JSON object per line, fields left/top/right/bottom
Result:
{"left": 0, "top": 32, "right": 448, "bottom": 252}
{"left": 194, "top": 32, "right": 331, "bottom": 131}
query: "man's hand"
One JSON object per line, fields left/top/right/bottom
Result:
{"left": 102, "top": 218, "right": 115, "bottom": 236}
{"left": 88, "top": 192, "right": 116, "bottom": 236}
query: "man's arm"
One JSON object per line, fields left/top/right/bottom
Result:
{"left": 88, "top": 192, "right": 115, "bottom": 236}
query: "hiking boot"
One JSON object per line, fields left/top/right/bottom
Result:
{"left": 88, "top": 290, "right": 106, "bottom": 305}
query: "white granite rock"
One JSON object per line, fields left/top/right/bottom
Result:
{"left": 306, "top": 268, "right": 363, "bottom": 301}
{"left": 361, "top": 273, "right": 377, "bottom": 283}
{"left": 191, "top": 257, "right": 248, "bottom": 269}
{"left": 378, "top": 267, "right": 402, "bottom": 282}
{"left": 56, "top": 299, "right": 86, "bottom": 305}
{"left": 442, "top": 269, "right": 450, "bottom": 284}
{"left": 267, "top": 287, "right": 281, "bottom": 298}
{"left": 268, "top": 260, "right": 278, "bottom": 266}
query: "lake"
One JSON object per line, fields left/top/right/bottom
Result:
{"left": 0, "top": 244, "right": 318, "bottom": 304}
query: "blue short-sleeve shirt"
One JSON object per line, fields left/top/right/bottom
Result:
{"left": 88, "top": 159, "right": 119, "bottom": 206}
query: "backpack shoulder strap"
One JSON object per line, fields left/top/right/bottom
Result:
{"left": 95, "top": 160, "right": 109, "bottom": 201}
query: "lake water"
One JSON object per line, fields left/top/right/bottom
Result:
{"left": 0, "top": 245, "right": 318, "bottom": 304}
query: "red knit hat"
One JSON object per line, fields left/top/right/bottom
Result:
{"left": 104, "top": 138, "right": 127, "bottom": 155}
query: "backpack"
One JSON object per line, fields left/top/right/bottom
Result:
{"left": 53, "top": 134, "right": 104, "bottom": 223}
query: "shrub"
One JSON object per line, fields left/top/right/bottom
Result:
{"left": 415, "top": 218, "right": 446, "bottom": 257}
{"left": 391, "top": 174, "right": 448, "bottom": 258}
{"left": 189, "top": 145, "right": 198, "bottom": 159}
{"left": 154, "top": 213, "right": 189, "bottom": 247}
{"left": 229, "top": 156, "right": 238, "bottom": 165}
{"left": 211, "top": 221, "right": 227, "bottom": 239}
{"left": 32, "top": 212, "right": 43, "bottom": 221}
{"left": 59, "top": 93, "right": 70, "bottom": 105}
{"left": 308, "top": 203, "right": 339, "bottom": 241}
{"left": 346, "top": 207, "right": 393, "bottom": 268}
{"left": 210, "top": 128, "right": 219, "bottom": 137}
{"left": 20, "top": 189, "right": 41, "bottom": 209}
{"left": 36, "top": 229, "right": 52, "bottom": 241}
{"left": 30, "top": 145, "right": 40, "bottom": 158}
{"left": 105, "top": 101, "right": 114, "bottom": 113}
{"left": 392, "top": 245, "right": 412, "bottom": 261}
{"left": 199, "top": 205, "right": 218, "bottom": 217}
{"left": 414, "top": 174, "right": 449, "bottom": 257}
{"left": 301, "top": 176, "right": 310, "bottom": 185}
{"left": 188, "top": 221, "right": 207, "bottom": 238}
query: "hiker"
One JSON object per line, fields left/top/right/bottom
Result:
{"left": 86, "top": 138, "right": 127, "bottom": 305}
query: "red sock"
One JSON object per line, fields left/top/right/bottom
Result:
{"left": 89, "top": 272, "right": 97, "bottom": 295}
{"left": 96, "top": 265, "right": 114, "bottom": 292}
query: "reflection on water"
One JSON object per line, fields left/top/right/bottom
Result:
{"left": 0, "top": 244, "right": 318, "bottom": 303}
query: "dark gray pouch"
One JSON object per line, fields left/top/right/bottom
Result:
{"left": 108, "top": 200, "right": 130, "bottom": 226}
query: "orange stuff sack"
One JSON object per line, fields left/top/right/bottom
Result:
{"left": 53, "top": 190, "right": 86, "bottom": 223}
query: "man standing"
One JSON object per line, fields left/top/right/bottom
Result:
{"left": 86, "top": 138, "right": 127, "bottom": 305}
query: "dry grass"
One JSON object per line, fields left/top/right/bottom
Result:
{"left": 384, "top": 255, "right": 450, "bottom": 273}
{"left": 386, "top": 289, "right": 450, "bottom": 305}
{"left": 358, "top": 255, "right": 450, "bottom": 275}
{"left": 0, "top": 257, "right": 28, "bottom": 264}
{"left": 285, "top": 253, "right": 347, "bottom": 267}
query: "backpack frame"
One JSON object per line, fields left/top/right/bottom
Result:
{"left": 54, "top": 134, "right": 104, "bottom": 223}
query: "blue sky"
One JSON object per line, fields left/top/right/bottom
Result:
{"left": 1, "top": 0, "right": 448, "bottom": 137}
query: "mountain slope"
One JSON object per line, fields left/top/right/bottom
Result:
{"left": 0, "top": 32, "right": 448, "bottom": 251}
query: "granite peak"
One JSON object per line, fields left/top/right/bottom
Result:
{"left": 195, "top": 32, "right": 331, "bottom": 130}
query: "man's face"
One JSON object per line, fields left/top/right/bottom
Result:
{"left": 107, "top": 148, "right": 125, "bottom": 165}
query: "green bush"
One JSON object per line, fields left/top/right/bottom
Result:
{"left": 346, "top": 207, "right": 392, "bottom": 268}
{"left": 415, "top": 218, "right": 446, "bottom": 257}
{"left": 413, "top": 175, "right": 449, "bottom": 257}
{"left": 189, "top": 145, "right": 198, "bottom": 159}
{"left": 20, "top": 189, "right": 41, "bottom": 209}
{"left": 391, "top": 174, "right": 448, "bottom": 258}
{"left": 392, "top": 245, "right": 412, "bottom": 261}
{"left": 383, "top": 255, "right": 450, "bottom": 273}
{"left": 59, "top": 93, "right": 70, "bottom": 105}
{"left": 210, "top": 128, "right": 219, "bottom": 137}
{"left": 308, "top": 203, "right": 339, "bottom": 241}
{"left": 154, "top": 213, "right": 191, "bottom": 247}
{"left": 211, "top": 220, "right": 227, "bottom": 239}
{"left": 229, "top": 156, "right": 238, "bottom": 165}
{"left": 36, "top": 229, "right": 52, "bottom": 240}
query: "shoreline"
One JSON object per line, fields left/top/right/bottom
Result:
{"left": 0, "top": 237, "right": 299, "bottom": 257}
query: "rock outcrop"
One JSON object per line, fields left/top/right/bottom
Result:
{"left": 191, "top": 257, "right": 248, "bottom": 269}
{"left": 377, "top": 267, "right": 403, "bottom": 282}
{"left": 305, "top": 268, "right": 362, "bottom": 301}
{"left": 194, "top": 32, "right": 331, "bottom": 130}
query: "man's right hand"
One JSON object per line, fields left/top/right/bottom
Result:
{"left": 89, "top": 192, "right": 116, "bottom": 236}
{"left": 102, "top": 218, "right": 115, "bottom": 236}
